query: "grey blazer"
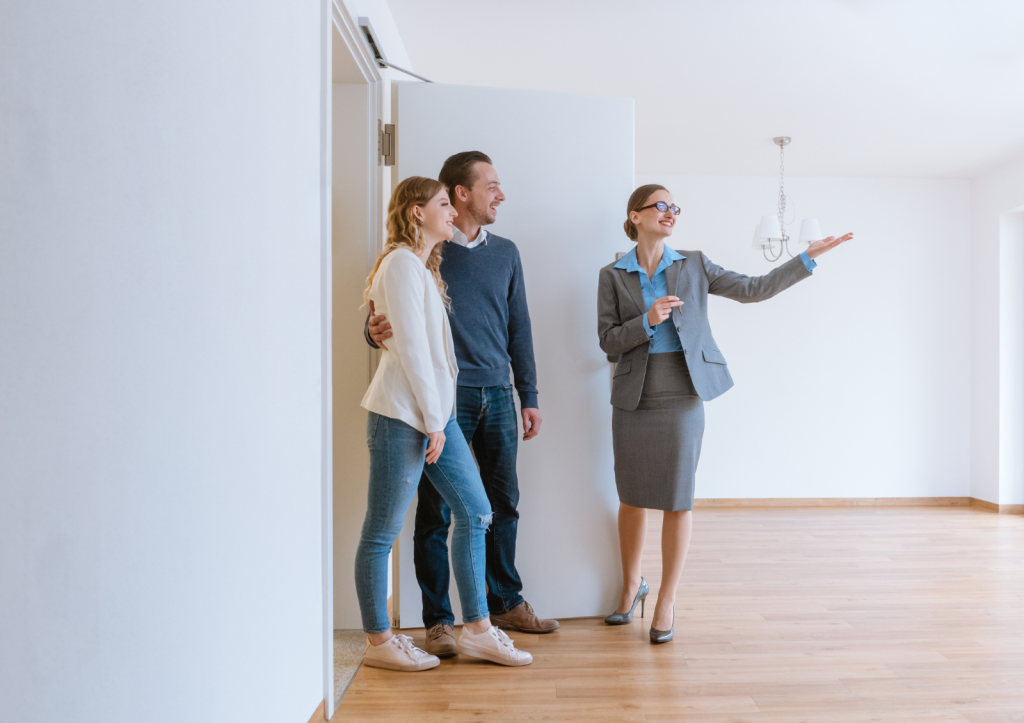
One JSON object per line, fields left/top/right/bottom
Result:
{"left": 597, "top": 251, "right": 812, "bottom": 410}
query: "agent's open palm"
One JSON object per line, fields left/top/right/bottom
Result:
{"left": 807, "top": 232, "right": 854, "bottom": 259}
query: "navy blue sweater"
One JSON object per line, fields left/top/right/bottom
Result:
{"left": 366, "top": 233, "right": 539, "bottom": 409}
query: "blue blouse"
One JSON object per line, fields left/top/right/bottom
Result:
{"left": 613, "top": 245, "right": 816, "bottom": 354}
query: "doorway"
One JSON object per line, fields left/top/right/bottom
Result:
{"left": 324, "top": 4, "right": 385, "bottom": 718}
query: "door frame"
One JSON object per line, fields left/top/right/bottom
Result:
{"left": 321, "top": 0, "right": 383, "bottom": 717}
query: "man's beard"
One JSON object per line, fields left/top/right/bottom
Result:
{"left": 467, "top": 199, "right": 495, "bottom": 226}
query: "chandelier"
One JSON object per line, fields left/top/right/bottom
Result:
{"left": 752, "top": 137, "right": 824, "bottom": 262}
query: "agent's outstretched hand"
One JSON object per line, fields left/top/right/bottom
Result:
{"left": 806, "top": 232, "right": 854, "bottom": 259}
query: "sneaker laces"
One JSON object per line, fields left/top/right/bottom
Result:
{"left": 489, "top": 626, "right": 517, "bottom": 653}
{"left": 392, "top": 634, "right": 421, "bottom": 661}
{"left": 428, "top": 623, "right": 453, "bottom": 640}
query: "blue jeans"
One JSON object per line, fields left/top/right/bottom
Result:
{"left": 354, "top": 412, "right": 492, "bottom": 634}
{"left": 413, "top": 384, "right": 524, "bottom": 627}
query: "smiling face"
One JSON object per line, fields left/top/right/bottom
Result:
{"left": 629, "top": 188, "right": 676, "bottom": 240}
{"left": 460, "top": 162, "right": 505, "bottom": 226}
{"left": 413, "top": 188, "right": 458, "bottom": 246}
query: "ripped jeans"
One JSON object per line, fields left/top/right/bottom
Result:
{"left": 355, "top": 412, "right": 492, "bottom": 633}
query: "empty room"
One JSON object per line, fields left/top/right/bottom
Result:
{"left": 3, "top": 1, "right": 1023, "bottom": 723}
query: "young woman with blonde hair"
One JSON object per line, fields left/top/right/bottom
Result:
{"left": 355, "top": 176, "right": 532, "bottom": 671}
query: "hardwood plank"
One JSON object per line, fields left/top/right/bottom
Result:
{"left": 333, "top": 507, "right": 1024, "bottom": 722}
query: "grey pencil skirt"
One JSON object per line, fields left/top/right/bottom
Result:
{"left": 612, "top": 351, "right": 705, "bottom": 511}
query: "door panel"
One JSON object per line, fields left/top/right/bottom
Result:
{"left": 393, "top": 82, "right": 634, "bottom": 624}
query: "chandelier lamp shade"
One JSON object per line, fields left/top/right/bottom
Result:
{"left": 752, "top": 215, "right": 782, "bottom": 249}
{"left": 754, "top": 137, "right": 825, "bottom": 262}
{"left": 798, "top": 218, "right": 824, "bottom": 245}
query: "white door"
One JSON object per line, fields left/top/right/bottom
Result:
{"left": 391, "top": 82, "right": 634, "bottom": 626}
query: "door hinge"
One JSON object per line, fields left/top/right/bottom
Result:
{"left": 378, "top": 120, "right": 395, "bottom": 167}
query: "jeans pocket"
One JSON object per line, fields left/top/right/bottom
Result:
{"left": 366, "top": 412, "right": 381, "bottom": 445}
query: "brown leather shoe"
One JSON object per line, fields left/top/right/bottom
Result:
{"left": 424, "top": 623, "right": 457, "bottom": 658}
{"left": 491, "top": 601, "right": 559, "bottom": 634}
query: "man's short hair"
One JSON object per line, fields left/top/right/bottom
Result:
{"left": 438, "top": 151, "right": 493, "bottom": 199}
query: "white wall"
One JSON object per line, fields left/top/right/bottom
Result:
{"left": 999, "top": 212, "right": 1024, "bottom": 506}
{"left": 0, "top": 3, "right": 325, "bottom": 722}
{"left": 971, "top": 153, "right": 1024, "bottom": 505}
{"left": 639, "top": 175, "right": 972, "bottom": 500}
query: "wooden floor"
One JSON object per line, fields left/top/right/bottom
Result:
{"left": 333, "top": 507, "right": 1024, "bottom": 722}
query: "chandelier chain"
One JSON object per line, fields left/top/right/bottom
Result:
{"left": 778, "top": 141, "right": 787, "bottom": 245}
{"left": 759, "top": 136, "right": 798, "bottom": 262}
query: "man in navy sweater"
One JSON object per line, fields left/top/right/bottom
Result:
{"left": 366, "top": 151, "right": 558, "bottom": 655}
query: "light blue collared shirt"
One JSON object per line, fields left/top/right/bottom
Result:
{"left": 614, "top": 246, "right": 686, "bottom": 353}
{"left": 614, "top": 246, "right": 816, "bottom": 354}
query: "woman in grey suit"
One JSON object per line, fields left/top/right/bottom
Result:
{"left": 597, "top": 184, "right": 852, "bottom": 643}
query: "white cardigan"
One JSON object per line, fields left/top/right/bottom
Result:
{"left": 360, "top": 248, "right": 458, "bottom": 435}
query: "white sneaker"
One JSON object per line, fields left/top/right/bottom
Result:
{"left": 456, "top": 625, "right": 533, "bottom": 666}
{"left": 362, "top": 634, "right": 440, "bottom": 672}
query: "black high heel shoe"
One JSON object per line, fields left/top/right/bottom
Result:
{"left": 604, "top": 578, "right": 649, "bottom": 625}
{"left": 649, "top": 605, "right": 674, "bottom": 644}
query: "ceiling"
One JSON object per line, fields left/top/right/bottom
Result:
{"left": 386, "top": 0, "right": 1024, "bottom": 178}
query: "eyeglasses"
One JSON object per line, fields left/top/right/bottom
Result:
{"left": 637, "top": 202, "right": 681, "bottom": 216}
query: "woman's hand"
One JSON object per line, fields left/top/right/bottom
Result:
{"left": 425, "top": 431, "right": 446, "bottom": 465}
{"left": 806, "top": 232, "right": 854, "bottom": 259}
{"left": 647, "top": 296, "right": 683, "bottom": 327}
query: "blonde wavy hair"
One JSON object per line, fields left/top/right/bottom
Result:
{"left": 364, "top": 176, "right": 451, "bottom": 310}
